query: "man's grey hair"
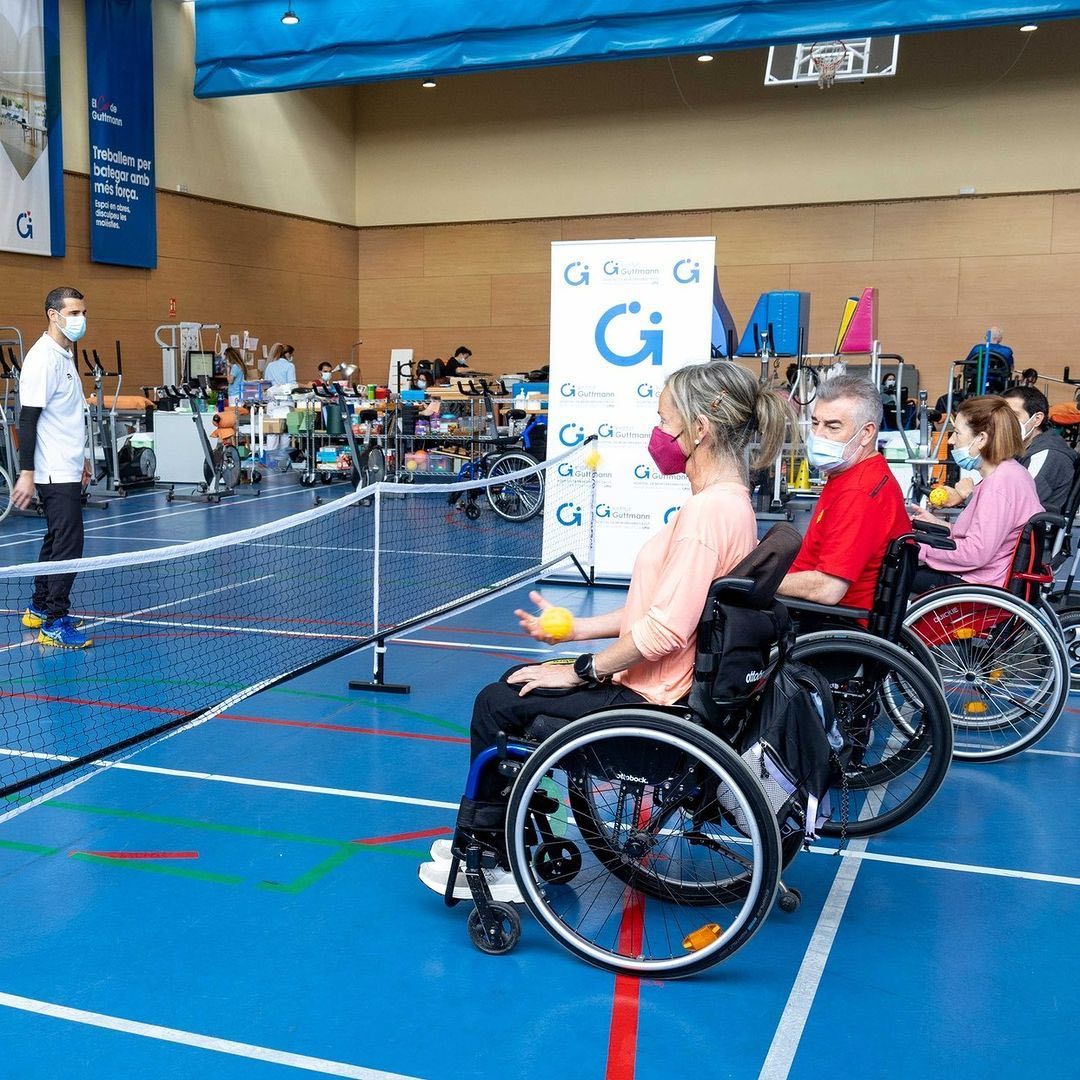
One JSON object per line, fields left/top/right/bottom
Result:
{"left": 989, "top": 325, "right": 1004, "bottom": 344}
{"left": 815, "top": 373, "right": 883, "bottom": 430}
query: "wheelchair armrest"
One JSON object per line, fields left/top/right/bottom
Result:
{"left": 710, "top": 576, "right": 756, "bottom": 603}
{"left": 781, "top": 597, "right": 871, "bottom": 621}
{"left": 911, "top": 520, "right": 956, "bottom": 550}
{"left": 1029, "top": 512, "right": 1067, "bottom": 532}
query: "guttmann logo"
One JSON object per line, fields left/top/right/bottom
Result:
{"left": 15, "top": 211, "right": 32, "bottom": 239}
{"left": 556, "top": 502, "right": 583, "bottom": 526}
{"left": 594, "top": 302, "right": 664, "bottom": 367}
{"left": 563, "top": 261, "right": 590, "bottom": 286}
{"left": 663, "top": 505, "right": 681, "bottom": 524}
{"left": 558, "top": 423, "right": 586, "bottom": 447}
{"left": 673, "top": 258, "right": 701, "bottom": 284}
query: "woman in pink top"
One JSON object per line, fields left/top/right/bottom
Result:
{"left": 420, "top": 360, "right": 791, "bottom": 901}
{"left": 910, "top": 395, "right": 1042, "bottom": 591}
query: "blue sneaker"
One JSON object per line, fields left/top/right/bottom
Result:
{"left": 38, "top": 616, "right": 93, "bottom": 649}
{"left": 23, "top": 606, "right": 83, "bottom": 630}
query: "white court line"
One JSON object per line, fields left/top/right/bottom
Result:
{"left": 255, "top": 542, "right": 532, "bottom": 562}
{"left": 1027, "top": 747, "right": 1080, "bottom": 760}
{"left": 0, "top": 992, "right": 421, "bottom": 1080}
{"left": 389, "top": 637, "right": 551, "bottom": 654}
{"left": 758, "top": 838, "right": 868, "bottom": 1080}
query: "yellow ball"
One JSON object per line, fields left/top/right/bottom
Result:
{"left": 929, "top": 487, "right": 948, "bottom": 507}
{"left": 584, "top": 448, "right": 602, "bottom": 471}
{"left": 538, "top": 606, "right": 574, "bottom": 642}
{"left": 406, "top": 459, "right": 418, "bottom": 471}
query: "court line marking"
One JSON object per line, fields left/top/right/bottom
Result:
{"left": 758, "top": 837, "right": 868, "bottom": 1080}
{"left": 389, "top": 637, "right": 552, "bottom": 655}
{"left": 0, "top": 991, "right": 421, "bottom": 1080}
{"left": 1027, "top": 747, "right": 1080, "bottom": 760}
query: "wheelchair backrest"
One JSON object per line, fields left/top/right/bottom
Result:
{"left": 867, "top": 535, "right": 922, "bottom": 642}
{"left": 1005, "top": 512, "right": 1062, "bottom": 601}
{"left": 1051, "top": 455, "right": 1080, "bottom": 558}
{"left": 689, "top": 523, "right": 802, "bottom": 735}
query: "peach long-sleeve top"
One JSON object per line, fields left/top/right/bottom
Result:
{"left": 615, "top": 481, "right": 757, "bottom": 705}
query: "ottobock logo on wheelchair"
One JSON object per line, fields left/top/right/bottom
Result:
{"left": 555, "top": 502, "right": 582, "bottom": 526}
{"left": 594, "top": 302, "right": 664, "bottom": 367}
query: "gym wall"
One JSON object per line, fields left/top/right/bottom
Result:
{"left": 356, "top": 192, "right": 1080, "bottom": 403}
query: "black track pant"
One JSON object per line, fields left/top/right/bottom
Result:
{"left": 456, "top": 666, "right": 646, "bottom": 835}
{"left": 31, "top": 483, "right": 85, "bottom": 623}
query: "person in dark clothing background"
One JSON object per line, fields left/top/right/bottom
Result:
{"left": 1003, "top": 385, "right": 1078, "bottom": 516}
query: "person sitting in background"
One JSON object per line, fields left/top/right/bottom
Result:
{"left": 1003, "top": 386, "right": 1078, "bottom": 516}
{"left": 962, "top": 325, "right": 1014, "bottom": 393}
{"left": 417, "top": 359, "right": 791, "bottom": 902}
{"left": 444, "top": 346, "right": 472, "bottom": 380}
{"left": 777, "top": 375, "right": 910, "bottom": 609}
{"left": 1020, "top": 367, "right": 1040, "bottom": 388}
{"left": 225, "top": 346, "right": 245, "bottom": 404}
{"left": 264, "top": 346, "right": 297, "bottom": 387}
{"left": 909, "top": 396, "right": 1042, "bottom": 591}
{"left": 316, "top": 361, "right": 333, "bottom": 385}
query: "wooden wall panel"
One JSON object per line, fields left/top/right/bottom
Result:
{"left": 491, "top": 274, "right": 549, "bottom": 328}
{"left": 423, "top": 220, "right": 562, "bottom": 278}
{"left": 0, "top": 175, "right": 361, "bottom": 392}
{"left": 873, "top": 196, "right": 1054, "bottom": 260}
{"left": 357, "top": 228, "right": 424, "bottom": 280}
{"left": 358, "top": 275, "right": 491, "bottom": 329}
{"left": 557, "top": 212, "right": 713, "bottom": 242}
{"left": 1050, "top": 192, "right": 1080, "bottom": 254}
{"left": 713, "top": 204, "right": 877, "bottom": 267}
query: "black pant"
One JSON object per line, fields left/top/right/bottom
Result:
{"left": 911, "top": 565, "right": 964, "bottom": 595}
{"left": 456, "top": 666, "right": 646, "bottom": 835}
{"left": 31, "top": 482, "right": 85, "bottom": 623}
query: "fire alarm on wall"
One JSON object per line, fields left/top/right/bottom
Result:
{"left": 168, "top": 297, "right": 177, "bottom": 319}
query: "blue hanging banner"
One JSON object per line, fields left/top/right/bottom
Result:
{"left": 0, "top": 0, "right": 65, "bottom": 257}
{"left": 86, "top": 0, "right": 156, "bottom": 268}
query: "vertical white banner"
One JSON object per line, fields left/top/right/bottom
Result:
{"left": 543, "top": 237, "right": 716, "bottom": 578}
{"left": 0, "top": 0, "right": 63, "bottom": 257}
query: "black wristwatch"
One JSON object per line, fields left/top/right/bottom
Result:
{"left": 573, "top": 652, "right": 610, "bottom": 685}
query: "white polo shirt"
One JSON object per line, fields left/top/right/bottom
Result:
{"left": 19, "top": 332, "right": 88, "bottom": 484}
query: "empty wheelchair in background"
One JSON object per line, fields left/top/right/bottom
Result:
{"left": 440, "top": 525, "right": 952, "bottom": 977}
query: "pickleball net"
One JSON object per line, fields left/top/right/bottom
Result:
{"left": 0, "top": 440, "right": 598, "bottom": 806}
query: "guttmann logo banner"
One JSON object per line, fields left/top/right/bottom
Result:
{"left": 0, "top": 0, "right": 65, "bottom": 257}
{"left": 543, "top": 236, "right": 716, "bottom": 578}
{"left": 86, "top": 0, "right": 157, "bottom": 268}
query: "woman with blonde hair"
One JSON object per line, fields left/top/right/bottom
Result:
{"left": 419, "top": 359, "right": 792, "bottom": 901}
{"left": 910, "top": 394, "right": 1042, "bottom": 591}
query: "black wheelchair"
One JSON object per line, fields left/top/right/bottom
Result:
{"left": 438, "top": 525, "right": 953, "bottom": 978}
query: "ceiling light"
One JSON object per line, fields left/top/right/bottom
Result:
{"left": 281, "top": 6, "right": 299, "bottom": 25}
{"left": 1019, "top": 23, "right": 1038, "bottom": 32}
{"left": 422, "top": 79, "right": 437, "bottom": 88}
{"left": 697, "top": 54, "right": 714, "bottom": 62}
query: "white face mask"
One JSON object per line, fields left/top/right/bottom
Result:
{"left": 1020, "top": 416, "right": 1039, "bottom": 440}
{"left": 58, "top": 312, "right": 87, "bottom": 342}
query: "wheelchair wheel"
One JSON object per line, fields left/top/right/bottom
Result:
{"left": 905, "top": 587, "right": 1067, "bottom": 762}
{"left": 790, "top": 632, "right": 953, "bottom": 837}
{"left": 1057, "top": 605, "right": 1080, "bottom": 690}
{"left": 0, "top": 465, "right": 10, "bottom": 524}
{"left": 505, "top": 710, "right": 782, "bottom": 978}
{"left": 485, "top": 452, "right": 544, "bottom": 522}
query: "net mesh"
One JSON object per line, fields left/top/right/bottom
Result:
{"left": 0, "top": 442, "right": 595, "bottom": 804}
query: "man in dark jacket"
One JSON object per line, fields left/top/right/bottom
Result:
{"left": 1003, "top": 386, "right": 1078, "bottom": 516}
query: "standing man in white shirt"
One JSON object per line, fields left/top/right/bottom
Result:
{"left": 12, "top": 287, "right": 94, "bottom": 649}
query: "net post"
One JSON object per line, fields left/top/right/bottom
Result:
{"left": 349, "top": 485, "right": 411, "bottom": 693}
{"left": 585, "top": 435, "right": 598, "bottom": 586}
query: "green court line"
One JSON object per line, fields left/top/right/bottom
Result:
{"left": 69, "top": 852, "right": 244, "bottom": 885}
{"left": 0, "top": 838, "right": 62, "bottom": 856}
{"left": 3, "top": 797, "right": 439, "bottom": 893}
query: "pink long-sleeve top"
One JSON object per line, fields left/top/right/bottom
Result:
{"left": 615, "top": 481, "right": 757, "bottom": 705}
{"left": 920, "top": 458, "right": 1043, "bottom": 585}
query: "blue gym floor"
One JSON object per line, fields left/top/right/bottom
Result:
{"left": 0, "top": 476, "right": 1077, "bottom": 1079}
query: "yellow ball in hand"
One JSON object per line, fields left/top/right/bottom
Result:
{"left": 538, "top": 606, "right": 575, "bottom": 642}
{"left": 929, "top": 487, "right": 948, "bottom": 507}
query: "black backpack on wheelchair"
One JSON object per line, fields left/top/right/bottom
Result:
{"left": 690, "top": 523, "right": 843, "bottom": 842}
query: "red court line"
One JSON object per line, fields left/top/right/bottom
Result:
{"left": 220, "top": 713, "right": 469, "bottom": 745}
{"left": 0, "top": 689, "right": 181, "bottom": 716}
{"left": 72, "top": 851, "right": 199, "bottom": 860}
{"left": 605, "top": 890, "right": 644, "bottom": 1080}
{"left": 351, "top": 827, "right": 452, "bottom": 846}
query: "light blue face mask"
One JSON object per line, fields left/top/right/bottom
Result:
{"left": 951, "top": 444, "right": 982, "bottom": 471}
{"left": 60, "top": 313, "right": 87, "bottom": 342}
{"left": 806, "top": 430, "right": 859, "bottom": 474}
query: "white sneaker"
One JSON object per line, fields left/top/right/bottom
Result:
{"left": 417, "top": 859, "right": 524, "bottom": 904}
{"left": 429, "top": 838, "right": 454, "bottom": 862}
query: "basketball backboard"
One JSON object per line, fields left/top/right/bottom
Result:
{"left": 765, "top": 36, "right": 899, "bottom": 87}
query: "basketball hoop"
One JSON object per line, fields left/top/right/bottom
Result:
{"left": 809, "top": 40, "right": 848, "bottom": 88}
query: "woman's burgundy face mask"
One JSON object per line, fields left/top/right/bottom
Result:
{"left": 647, "top": 426, "right": 688, "bottom": 475}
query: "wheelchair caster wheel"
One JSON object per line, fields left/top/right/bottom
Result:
{"left": 464, "top": 503, "right": 482, "bottom": 521}
{"left": 533, "top": 840, "right": 582, "bottom": 885}
{"left": 467, "top": 903, "right": 521, "bottom": 955}
{"left": 777, "top": 887, "right": 802, "bottom": 914}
